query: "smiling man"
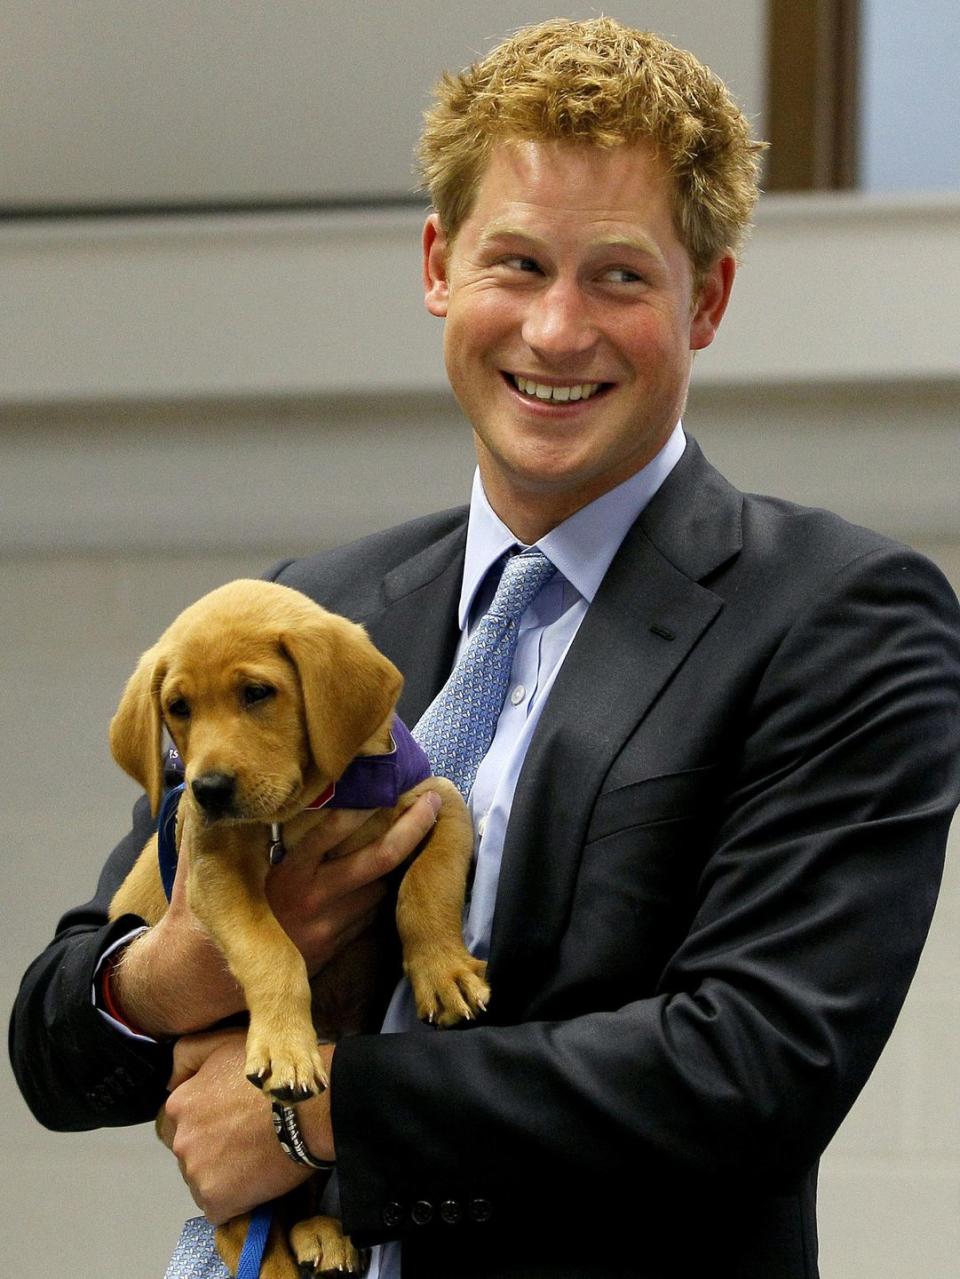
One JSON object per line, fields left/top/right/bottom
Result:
{"left": 11, "top": 18, "right": 960, "bottom": 1279}
{"left": 423, "top": 138, "right": 734, "bottom": 543}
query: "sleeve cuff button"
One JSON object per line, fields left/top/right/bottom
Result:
{"left": 469, "top": 1197, "right": 493, "bottom": 1224}
{"left": 411, "top": 1200, "right": 434, "bottom": 1226}
{"left": 440, "top": 1199, "right": 462, "bottom": 1225}
{"left": 382, "top": 1201, "right": 404, "bottom": 1228}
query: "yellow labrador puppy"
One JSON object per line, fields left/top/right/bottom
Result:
{"left": 108, "top": 579, "right": 487, "bottom": 1276}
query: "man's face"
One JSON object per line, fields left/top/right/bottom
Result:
{"left": 423, "top": 139, "right": 734, "bottom": 539}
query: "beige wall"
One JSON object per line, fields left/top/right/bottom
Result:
{"left": 0, "top": 0, "right": 766, "bottom": 209}
{"left": 3, "top": 5, "right": 959, "bottom": 1277}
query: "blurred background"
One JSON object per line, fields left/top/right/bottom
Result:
{"left": 2, "top": 3, "right": 958, "bottom": 1276}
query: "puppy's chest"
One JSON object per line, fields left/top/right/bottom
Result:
{"left": 280, "top": 809, "right": 402, "bottom": 1035}
{"left": 309, "top": 919, "right": 398, "bottom": 1038}
{"left": 281, "top": 804, "right": 395, "bottom": 863}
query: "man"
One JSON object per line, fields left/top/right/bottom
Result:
{"left": 10, "top": 18, "right": 960, "bottom": 1279}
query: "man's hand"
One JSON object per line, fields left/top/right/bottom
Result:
{"left": 157, "top": 1029, "right": 336, "bottom": 1224}
{"left": 112, "top": 792, "right": 442, "bottom": 1038}
{"left": 267, "top": 793, "right": 441, "bottom": 977}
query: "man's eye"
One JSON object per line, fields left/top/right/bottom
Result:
{"left": 503, "top": 256, "right": 541, "bottom": 274}
{"left": 166, "top": 698, "right": 191, "bottom": 719}
{"left": 602, "top": 267, "right": 643, "bottom": 284}
{"left": 243, "top": 684, "right": 275, "bottom": 707}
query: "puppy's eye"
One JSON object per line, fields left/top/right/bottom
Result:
{"left": 243, "top": 684, "right": 275, "bottom": 707}
{"left": 166, "top": 698, "right": 191, "bottom": 719}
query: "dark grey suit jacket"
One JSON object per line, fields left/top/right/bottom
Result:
{"left": 11, "top": 439, "right": 960, "bottom": 1278}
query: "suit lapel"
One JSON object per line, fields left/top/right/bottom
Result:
{"left": 361, "top": 520, "right": 467, "bottom": 724}
{"left": 487, "top": 440, "right": 744, "bottom": 1014}
{"left": 351, "top": 442, "right": 744, "bottom": 1018}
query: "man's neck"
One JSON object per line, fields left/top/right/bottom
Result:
{"left": 475, "top": 447, "right": 677, "bottom": 545}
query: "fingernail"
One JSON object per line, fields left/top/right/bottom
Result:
{"left": 425, "top": 791, "right": 442, "bottom": 820}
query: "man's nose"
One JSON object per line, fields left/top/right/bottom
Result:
{"left": 521, "top": 279, "right": 598, "bottom": 361}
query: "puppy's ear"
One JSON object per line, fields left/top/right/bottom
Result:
{"left": 281, "top": 615, "right": 403, "bottom": 783}
{"left": 109, "top": 646, "right": 166, "bottom": 815}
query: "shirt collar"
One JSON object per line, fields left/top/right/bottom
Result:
{"left": 459, "top": 421, "right": 686, "bottom": 627}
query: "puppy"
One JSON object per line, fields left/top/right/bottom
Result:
{"left": 108, "top": 579, "right": 488, "bottom": 1277}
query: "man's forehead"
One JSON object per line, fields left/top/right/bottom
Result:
{"left": 472, "top": 136, "right": 669, "bottom": 199}
{"left": 460, "top": 138, "right": 676, "bottom": 252}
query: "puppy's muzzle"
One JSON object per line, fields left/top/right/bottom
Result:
{"left": 191, "top": 772, "right": 237, "bottom": 820}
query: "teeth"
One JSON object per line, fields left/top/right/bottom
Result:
{"left": 514, "top": 376, "right": 601, "bottom": 402}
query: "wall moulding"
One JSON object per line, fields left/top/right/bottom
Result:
{"left": 2, "top": 194, "right": 959, "bottom": 405}
{"left": 2, "top": 375, "right": 958, "bottom": 555}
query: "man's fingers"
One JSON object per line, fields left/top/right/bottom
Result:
{"left": 378, "top": 790, "right": 443, "bottom": 868}
{"left": 156, "top": 1104, "right": 175, "bottom": 1150}
{"left": 265, "top": 792, "right": 444, "bottom": 972}
{"left": 282, "top": 791, "right": 443, "bottom": 903}
{"left": 337, "top": 792, "right": 443, "bottom": 891}
{"left": 167, "top": 1028, "right": 242, "bottom": 1091}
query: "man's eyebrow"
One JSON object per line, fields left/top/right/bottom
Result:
{"left": 476, "top": 223, "right": 542, "bottom": 250}
{"left": 592, "top": 234, "right": 667, "bottom": 264}
{"left": 476, "top": 225, "right": 666, "bottom": 264}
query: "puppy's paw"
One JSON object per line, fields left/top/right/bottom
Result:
{"left": 408, "top": 952, "right": 490, "bottom": 1027}
{"left": 290, "top": 1215, "right": 368, "bottom": 1277}
{"left": 245, "top": 1028, "right": 329, "bottom": 1102}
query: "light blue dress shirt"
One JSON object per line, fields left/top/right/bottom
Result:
{"left": 368, "top": 421, "right": 685, "bottom": 1279}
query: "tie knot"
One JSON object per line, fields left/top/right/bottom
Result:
{"left": 487, "top": 548, "right": 556, "bottom": 623}
{"left": 411, "top": 545, "right": 557, "bottom": 798}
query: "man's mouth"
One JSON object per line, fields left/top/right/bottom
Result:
{"left": 508, "top": 374, "right": 607, "bottom": 403}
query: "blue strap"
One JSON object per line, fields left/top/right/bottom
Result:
{"left": 235, "top": 1203, "right": 273, "bottom": 1279}
{"left": 155, "top": 784, "right": 274, "bottom": 1278}
{"left": 156, "top": 782, "right": 185, "bottom": 902}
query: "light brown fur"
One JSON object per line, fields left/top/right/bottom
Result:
{"left": 108, "top": 578, "right": 488, "bottom": 1277}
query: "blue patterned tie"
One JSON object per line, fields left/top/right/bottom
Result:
{"left": 413, "top": 548, "right": 556, "bottom": 797}
{"left": 164, "top": 1216, "right": 231, "bottom": 1279}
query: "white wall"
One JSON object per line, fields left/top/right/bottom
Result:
{"left": 0, "top": 0, "right": 765, "bottom": 209}
{"left": 3, "top": 5, "right": 959, "bottom": 1278}
{"left": 3, "top": 193, "right": 960, "bottom": 409}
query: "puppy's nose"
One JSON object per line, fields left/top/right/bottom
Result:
{"left": 191, "top": 772, "right": 236, "bottom": 818}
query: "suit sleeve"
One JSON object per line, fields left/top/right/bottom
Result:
{"left": 330, "top": 544, "right": 960, "bottom": 1243}
{"left": 8, "top": 795, "right": 173, "bottom": 1130}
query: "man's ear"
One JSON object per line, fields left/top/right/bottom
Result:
{"left": 423, "top": 213, "right": 450, "bottom": 317}
{"left": 690, "top": 251, "right": 737, "bottom": 352}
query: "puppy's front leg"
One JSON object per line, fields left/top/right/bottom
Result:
{"left": 183, "top": 814, "right": 327, "bottom": 1101}
{"left": 396, "top": 777, "right": 490, "bottom": 1026}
